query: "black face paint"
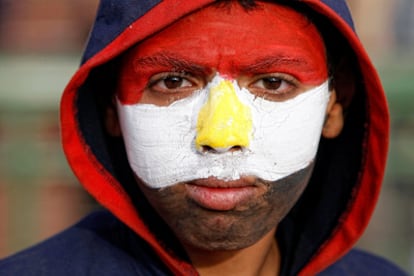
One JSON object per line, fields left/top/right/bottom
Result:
{"left": 136, "top": 163, "right": 314, "bottom": 251}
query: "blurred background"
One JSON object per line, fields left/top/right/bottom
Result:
{"left": 0, "top": 0, "right": 413, "bottom": 274}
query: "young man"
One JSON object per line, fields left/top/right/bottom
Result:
{"left": 0, "top": 0, "right": 408, "bottom": 275}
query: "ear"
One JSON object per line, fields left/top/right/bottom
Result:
{"left": 105, "top": 98, "right": 122, "bottom": 137}
{"left": 322, "top": 89, "right": 344, "bottom": 139}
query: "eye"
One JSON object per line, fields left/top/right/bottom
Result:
{"left": 255, "top": 77, "right": 287, "bottom": 91}
{"left": 143, "top": 72, "right": 205, "bottom": 105}
{"left": 251, "top": 76, "right": 292, "bottom": 93}
{"left": 247, "top": 74, "right": 300, "bottom": 101}
{"left": 150, "top": 74, "right": 194, "bottom": 92}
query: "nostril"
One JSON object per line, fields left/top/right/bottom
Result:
{"left": 229, "top": 146, "right": 242, "bottom": 152}
{"left": 200, "top": 145, "right": 216, "bottom": 153}
{"left": 199, "top": 145, "right": 243, "bottom": 153}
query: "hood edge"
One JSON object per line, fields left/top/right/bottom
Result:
{"left": 298, "top": 1, "right": 389, "bottom": 275}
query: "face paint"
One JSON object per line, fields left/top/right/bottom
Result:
{"left": 117, "top": 2, "right": 327, "bottom": 104}
{"left": 116, "top": 2, "right": 329, "bottom": 188}
{"left": 117, "top": 75, "right": 330, "bottom": 188}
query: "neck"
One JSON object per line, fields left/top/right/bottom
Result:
{"left": 185, "top": 229, "right": 280, "bottom": 276}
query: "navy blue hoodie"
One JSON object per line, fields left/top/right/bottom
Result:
{"left": 0, "top": 0, "right": 408, "bottom": 275}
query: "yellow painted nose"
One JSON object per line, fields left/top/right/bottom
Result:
{"left": 196, "top": 79, "right": 252, "bottom": 152}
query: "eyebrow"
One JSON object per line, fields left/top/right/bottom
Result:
{"left": 133, "top": 53, "right": 210, "bottom": 75}
{"left": 133, "top": 52, "right": 312, "bottom": 77}
{"left": 240, "top": 55, "right": 310, "bottom": 74}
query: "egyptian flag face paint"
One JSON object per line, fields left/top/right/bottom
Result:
{"left": 116, "top": 2, "right": 329, "bottom": 189}
{"left": 117, "top": 75, "right": 330, "bottom": 188}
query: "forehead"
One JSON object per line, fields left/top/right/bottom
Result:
{"left": 124, "top": 2, "right": 327, "bottom": 81}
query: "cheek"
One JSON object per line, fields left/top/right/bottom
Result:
{"left": 263, "top": 164, "right": 313, "bottom": 217}
{"left": 139, "top": 182, "right": 189, "bottom": 215}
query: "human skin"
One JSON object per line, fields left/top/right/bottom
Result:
{"left": 108, "top": 1, "right": 344, "bottom": 275}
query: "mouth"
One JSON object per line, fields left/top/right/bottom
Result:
{"left": 185, "top": 176, "right": 260, "bottom": 211}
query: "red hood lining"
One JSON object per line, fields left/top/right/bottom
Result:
{"left": 277, "top": 82, "right": 367, "bottom": 275}
{"left": 296, "top": 1, "right": 388, "bottom": 275}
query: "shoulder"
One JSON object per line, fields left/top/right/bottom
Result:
{"left": 319, "top": 248, "right": 409, "bottom": 276}
{"left": 0, "top": 210, "right": 172, "bottom": 275}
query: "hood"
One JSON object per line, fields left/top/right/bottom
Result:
{"left": 60, "top": 0, "right": 389, "bottom": 275}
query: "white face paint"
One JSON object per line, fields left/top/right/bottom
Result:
{"left": 116, "top": 76, "right": 330, "bottom": 188}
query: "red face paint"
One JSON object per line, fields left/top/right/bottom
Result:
{"left": 117, "top": 2, "right": 328, "bottom": 104}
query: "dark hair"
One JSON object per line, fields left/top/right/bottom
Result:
{"left": 214, "top": 0, "right": 258, "bottom": 9}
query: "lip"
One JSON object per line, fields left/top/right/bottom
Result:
{"left": 185, "top": 177, "right": 257, "bottom": 211}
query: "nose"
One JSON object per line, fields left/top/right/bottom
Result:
{"left": 195, "top": 79, "right": 252, "bottom": 153}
